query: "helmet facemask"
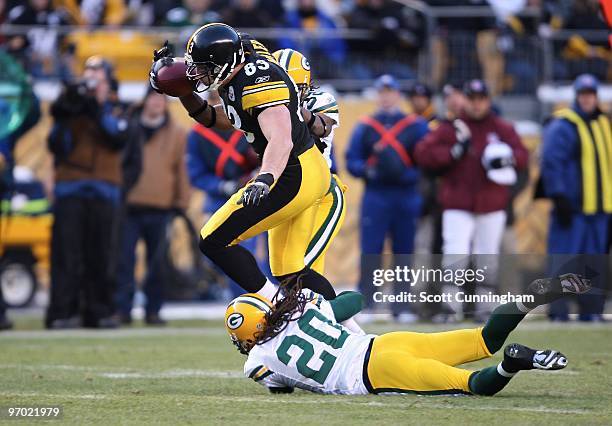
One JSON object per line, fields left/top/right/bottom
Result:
{"left": 230, "top": 334, "right": 255, "bottom": 355}
{"left": 296, "top": 83, "right": 310, "bottom": 103}
{"left": 185, "top": 50, "right": 244, "bottom": 92}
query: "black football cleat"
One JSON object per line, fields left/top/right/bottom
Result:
{"left": 504, "top": 343, "right": 568, "bottom": 372}
{"left": 528, "top": 273, "right": 591, "bottom": 305}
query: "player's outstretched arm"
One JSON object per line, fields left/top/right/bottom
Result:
{"left": 257, "top": 105, "right": 293, "bottom": 180}
{"left": 329, "top": 291, "right": 364, "bottom": 322}
{"left": 179, "top": 93, "right": 234, "bottom": 130}
{"left": 301, "top": 107, "right": 336, "bottom": 138}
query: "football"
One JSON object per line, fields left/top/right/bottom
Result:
{"left": 155, "top": 57, "right": 194, "bottom": 97}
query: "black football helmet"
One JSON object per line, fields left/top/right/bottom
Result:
{"left": 185, "top": 23, "right": 245, "bottom": 92}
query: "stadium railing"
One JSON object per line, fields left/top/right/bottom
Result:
{"left": 0, "top": 4, "right": 609, "bottom": 97}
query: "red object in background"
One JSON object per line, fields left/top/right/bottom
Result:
{"left": 413, "top": 113, "right": 528, "bottom": 214}
{"left": 600, "top": 0, "right": 612, "bottom": 45}
{"left": 155, "top": 57, "right": 194, "bottom": 97}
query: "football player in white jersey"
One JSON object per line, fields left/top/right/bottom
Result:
{"left": 270, "top": 48, "right": 362, "bottom": 335}
{"left": 272, "top": 48, "right": 344, "bottom": 276}
{"left": 225, "top": 274, "right": 590, "bottom": 396}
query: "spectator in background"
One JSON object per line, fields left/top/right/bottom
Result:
{"left": 115, "top": 89, "right": 189, "bottom": 326}
{"left": 57, "top": 0, "right": 127, "bottom": 26}
{"left": 414, "top": 79, "right": 528, "bottom": 320}
{"left": 186, "top": 91, "right": 260, "bottom": 298}
{"left": 124, "top": 0, "right": 181, "bottom": 26}
{"left": 347, "top": 0, "right": 424, "bottom": 79}
{"left": 346, "top": 75, "right": 428, "bottom": 320}
{"left": 558, "top": 0, "right": 610, "bottom": 80}
{"left": 441, "top": 82, "right": 466, "bottom": 121}
{"left": 222, "top": 0, "right": 272, "bottom": 29}
{"left": 411, "top": 81, "right": 439, "bottom": 256}
{"left": 538, "top": 74, "right": 611, "bottom": 322}
{"left": 45, "top": 56, "right": 130, "bottom": 329}
{"left": 408, "top": 82, "right": 437, "bottom": 127}
{"left": 7, "top": 0, "right": 71, "bottom": 78}
{"left": 279, "top": 0, "right": 346, "bottom": 78}
{"left": 426, "top": 0, "right": 501, "bottom": 93}
{"left": 165, "top": 0, "right": 220, "bottom": 26}
{"left": 0, "top": 76, "right": 41, "bottom": 331}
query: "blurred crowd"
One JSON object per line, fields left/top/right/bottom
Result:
{"left": 0, "top": 47, "right": 609, "bottom": 330}
{"left": 0, "top": 0, "right": 610, "bottom": 329}
{"left": 0, "top": 0, "right": 609, "bottom": 89}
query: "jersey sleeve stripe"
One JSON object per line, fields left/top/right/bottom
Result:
{"left": 243, "top": 80, "right": 288, "bottom": 92}
{"left": 248, "top": 365, "right": 264, "bottom": 378}
{"left": 251, "top": 99, "right": 291, "bottom": 109}
{"left": 242, "top": 83, "right": 288, "bottom": 96}
{"left": 254, "top": 370, "right": 274, "bottom": 381}
{"left": 243, "top": 88, "right": 290, "bottom": 109}
{"left": 311, "top": 101, "right": 338, "bottom": 113}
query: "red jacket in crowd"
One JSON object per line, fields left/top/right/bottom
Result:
{"left": 414, "top": 112, "right": 528, "bottom": 213}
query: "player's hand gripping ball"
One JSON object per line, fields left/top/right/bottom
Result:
{"left": 149, "top": 41, "right": 194, "bottom": 97}
{"left": 150, "top": 57, "right": 194, "bottom": 97}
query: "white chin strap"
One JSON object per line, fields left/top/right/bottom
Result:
{"left": 197, "top": 51, "right": 243, "bottom": 92}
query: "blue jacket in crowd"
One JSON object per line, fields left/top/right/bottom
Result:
{"left": 346, "top": 109, "right": 428, "bottom": 191}
{"left": 279, "top": 10, "right": 347, "bottom": 65}
{"left": 186, "top": 125, "right": 257, "bottom": 213}
{"left": 541, "top": 102, "right": 607, "bottom": 212}
{"left": 48, "top": 101, "right": 129, "bottom": 204}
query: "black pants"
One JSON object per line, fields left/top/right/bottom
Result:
{"left": 46, "top": 196, "right": 119, "bottom": 327}
{"left": 0, "top": 287, "right": 6, "bottom": 319}
{"left": 116, "top": 208, "right": 171, "bottom": 317}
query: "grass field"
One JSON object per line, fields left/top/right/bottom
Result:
{"left": 1, "top": 319, "right": 611, "bottom": 425}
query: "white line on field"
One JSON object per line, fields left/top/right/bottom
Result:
{"left": 0, "top": 391, "right": 106, "bottom": 400}
{"left": 201, "top": 395, "right": 595, "bottom": 415}
{"left": 100, "top": 370, "right": 244, "bottom": 379}
{"left": 0, "top": 364, "right": 102, "bottom": 371}
{"left": 2, "top": 320, "right": 611, "bottom": 340}
{"left": 0, "top": 364, "right": 244, "bottom": 379}
{"left": 0, "top": 327, "right": 226, "bottom": 339}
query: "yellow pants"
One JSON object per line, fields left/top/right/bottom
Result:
{"left": 366, "top": 328, "right": 492, "bottom": 395}
{"left": 302, "top": 174, "right": 347, "bottom": 274}
{"left": 200, "top": 145, "right": 330, "bottom": 277}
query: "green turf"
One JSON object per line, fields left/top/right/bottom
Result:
{"left": 0, "top": 320, "right": 610, "bottom": 425}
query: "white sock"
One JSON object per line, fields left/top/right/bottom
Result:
{"left": 516, "top": 300, "right": 531, "bottom": 314}
{"left": 341, "top": 317, "right": 365, "bottom": 335}
{"left": 497, "top": 362, "right": 517, "bottom": 378}
{"left": 256, "top": 279, "right": 278, "bottom": 300}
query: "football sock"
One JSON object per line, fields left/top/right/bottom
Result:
{"left": 199, "top": 237, "right": 267, "bottom": 292}
{"left": 468, "top": 364, "right": 515, "bottom": 396}
{"left": 256, "top": 279, "right": 278, "bottom": 300}
{"left": 481, "top": 302, "right": 528, "bottom": 354}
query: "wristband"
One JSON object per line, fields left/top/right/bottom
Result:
{"left": 307, "top": 112, "right": 317, "bottom": 129}
{"left": 188, "top": 100, "right": 209, "bottom": 118}
{"left": 255, "top": 173, "right": 275, "bottom": 186}
{"left": 204, "top": 104, "right": 217, "bottom": 128}
{"left": 317, "top": 115, "right": 327, "bottom": 137}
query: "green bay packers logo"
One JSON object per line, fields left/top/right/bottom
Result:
{"left": 226, "top": 312, "right": 244, "bottom": 330}
{"left": 301, "top": 56, "right": 310, "bottom": 71}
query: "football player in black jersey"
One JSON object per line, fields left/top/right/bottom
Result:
{"left": 150, "top": 23, "right": 337, "bottom": 300}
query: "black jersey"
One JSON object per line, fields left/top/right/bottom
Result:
{"left": 217, "top": 37, "right": 314, "bottom": 162}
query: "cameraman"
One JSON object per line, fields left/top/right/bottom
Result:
{"left": 45, "top": 56, "right": 130, "bottom": 329}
